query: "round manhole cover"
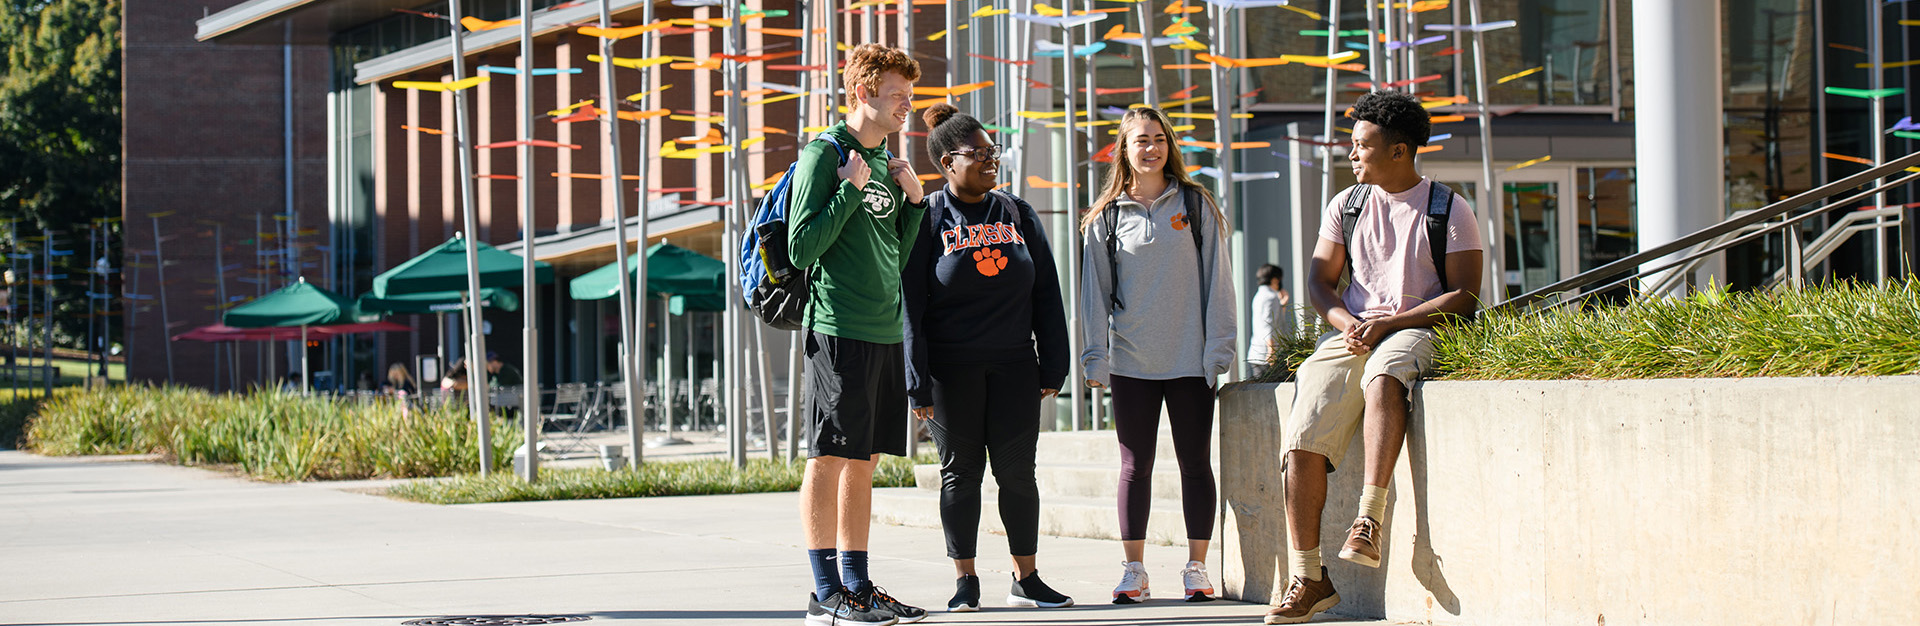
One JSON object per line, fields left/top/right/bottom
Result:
{"left": 402, "top": 616, "right": 591, "bottom": 626}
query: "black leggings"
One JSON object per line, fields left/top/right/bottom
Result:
{"left": 1111, "top": 375, "right": 1216, "bottom": 542}
{"left": 925, "top": 359, "right": 1042, "bottom": 560}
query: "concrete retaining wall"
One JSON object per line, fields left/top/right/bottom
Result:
{"left": 1218, "top": 376, "right": 1920, "bottom": 625}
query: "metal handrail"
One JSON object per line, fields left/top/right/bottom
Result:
{"left": 1763, "top": 206, "right": 1906, "bottom": 287}
{"left": 1494, "top": 148, "right": 1920, "bottom": 312}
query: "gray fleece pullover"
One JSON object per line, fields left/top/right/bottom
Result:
{"left": 1079, "top": 182, "right": 1238, "bottom": 388}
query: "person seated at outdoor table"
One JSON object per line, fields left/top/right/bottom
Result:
{"left": 485, "top": 351, "right": 521, "bottom": 387}
{"left": 441, "top": 360, "right": 469, "bottom": 392}
{"left": 383, "top": 363, "right": 418, "bottom": 395}
{"left": 382, "top": 363, "right": 418, "bottom": 417}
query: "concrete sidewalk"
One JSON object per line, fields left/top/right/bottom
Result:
{"left": 0, "top": 451, "right": 1398, "bottom": 626}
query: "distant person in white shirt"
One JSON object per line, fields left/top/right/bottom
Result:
{"left": 1246, "top": 264, "right": 1292, "bottom": 379}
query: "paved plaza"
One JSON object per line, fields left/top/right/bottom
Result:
{"left": 0, "top": 450, "right": 1401, "bottom": 626}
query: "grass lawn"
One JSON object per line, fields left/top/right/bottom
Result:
{"left": 0, "top": 356, "right": 125, "bottom": 389}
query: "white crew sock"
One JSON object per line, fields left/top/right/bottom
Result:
{"left": 1358, "top": 484, "right": 1389, "bottom": 521}
{"left": 1288, "top": 548, "right": 1323, "bottom": 581}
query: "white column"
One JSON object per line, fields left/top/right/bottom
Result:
{"left": 1631, "top": 0, "right": 1723, "bottom": 294}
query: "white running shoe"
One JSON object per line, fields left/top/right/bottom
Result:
{"left": 1180, "top": 560, "right": 1216, "bottom": 602}
{"left": 1111, "top": 561, "right": 1151, "bottom": 604}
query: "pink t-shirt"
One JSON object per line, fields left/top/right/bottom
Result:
{"left": 1318, "top": 178, "right": 1483, "bottom": 321}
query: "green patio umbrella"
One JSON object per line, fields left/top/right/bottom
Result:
{"left": 223, "top": 278, "right": 375, "bottom": 392}
{"left": 569, "top": 244, "right": 726, "bottom": 446}
{"left": 371, "top": 235, "right": 554, "bottom": 298}
{"left": 356, "top": 288, "right": 520, "bottom": 315}
{"left": 568, "top": 242, "right": 725, "bottom": 301}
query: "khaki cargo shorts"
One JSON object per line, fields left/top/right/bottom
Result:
{"left": 1283, "top": 328, "right": 1437, "bottom": 472}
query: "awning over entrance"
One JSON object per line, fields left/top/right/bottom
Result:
{"left": 495, "top": 200, "right": 723, "bottom": 277}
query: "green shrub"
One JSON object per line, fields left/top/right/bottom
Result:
{"left": 25, "top": 385, "right": 518, "bottom": 481}
{"left": 1434, "top": 278, "right": 1920, "bottom": 380}
{"left": 0, "top": 390, "right": 49, "bottom": 450}
{"left": 1252, "top": 278, "right": 1920, "bottom": 382}
{"left": 387, "top": 453, "right": 936, "bottom": 505}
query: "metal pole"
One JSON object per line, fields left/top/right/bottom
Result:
{"left": 1321, "top": 0, "right": 1342, "bottom": 208}
{"left": 825, "top": 0, "right": 839, "bottom": 125}
{"left": 587, "top": 0, "right": 642, "bottom": 473}
{"left": 209, "top": 223, "right": 225, "bottom": 391}
{"left": 1062, "top": 19, "right": 1082, "bottom": 431}
{"left": 1468, "top": 0, "right": 1505, "bottom": 303}
{"left": 688, "top": 310, "right": 698, "bottom": 434}
{"left": 629, "top": 0, "right": 658, "bottom": 469}
{"left": 518, "top": 0, "right": 541, "bottom": 482}
{"left": 1137, "top": 1, "right": 1158, "bottom": 109}
{"left": 1209, "top": 4, "right": 1245, "bottom": 386}
{"left": 151, "top": 218, "right": 174, "bottom": 385}
{"left": 1869, "top": 0, "right": 1889, "bottom": 282}
{"left": 1365, "top": 0, "right": 1386, "bottom": 90}
{"left": 87, "top": 221, "right": 96, "bottom": 390}
{"left": 786, "top": 329, "right": 802, "bottom": 462}
{"left": 899, "top": 0, "right": 914, "bottom": 159}
{"left": 300, "top": 324, "right": 310, "bottom": 393}
{"left": 7, "top": 220, "right": 15, "bottom": 398}
{"left": 445, "top": 0, "right": 493, "bottom": 475}
{"left": 725, "top": 1, "right": 749, "bottom": 468}
{"left": 755, "top": 324, "right": 778, "bottom": 460}
{"left": 1379, "top": 0, "right": 1398, "bottom": 87}
{"left": 946, "top": 0, "right": 959, "bottom": 104}
{"left": 41, "top": 229, "right": 52, "bottom": 396}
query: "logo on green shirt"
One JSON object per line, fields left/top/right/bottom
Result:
{"left": 860, "top": 179, "right": 896, "bottom": 218}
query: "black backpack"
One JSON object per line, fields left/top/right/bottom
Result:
{"left": 1337, "top": 181, "right": 1456, "bottom": 292}
{"left": 1101, "top": 184, "right": 1209, "bottom": 312}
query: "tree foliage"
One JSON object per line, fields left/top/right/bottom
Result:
{"left": 1, "top": 0, "right": 121, "bottom": 348}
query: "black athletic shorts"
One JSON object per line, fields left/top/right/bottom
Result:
{"left": 806, "top": 330, "right": 909, "bottom": 460}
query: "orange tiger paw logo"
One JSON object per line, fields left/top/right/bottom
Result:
{"left": 973, "top": 248, "right": 1008, "bottom": 277}
{"left": 1171, "top": 212, "right": 1190, "bottom": 231}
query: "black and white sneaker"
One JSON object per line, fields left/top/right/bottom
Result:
{"left": 807, "top": 588, "right": 898, "bottom": 626}
{"left": 1007, "top": 571, "right": 1075, "bottom": 608}
{"left": 948, "top": 574, "right": 982, "bottom": 612}
{"left": 859, "top": 585, "right": 927, "bottom": 624}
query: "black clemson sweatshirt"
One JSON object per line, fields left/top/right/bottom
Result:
{"left": 901, "top": 187, "right": 1071, "bottom": 409}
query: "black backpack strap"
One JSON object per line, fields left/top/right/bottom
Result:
{"left": 1182, "top": 185, "right": 1209, "bottom": 317}
{"left": 1338, "top": 184, "right": 1372, "bottom": 282}
{"left": 985, "top": 189, "right": 1021, "bottom": 231}
{"left": 1425, "top": 181, "right": 1454, "bottom": 293}
{"left": 1104, "top": 201, "right": 1123, "bottom": 312}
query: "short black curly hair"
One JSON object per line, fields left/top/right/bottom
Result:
{"left": 1349, "top": 90, "right": 1431, "bottom": 151}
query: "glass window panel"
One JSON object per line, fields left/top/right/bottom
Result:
{"left": 1461, "top": 0, "right": 1613, "bottom": 106}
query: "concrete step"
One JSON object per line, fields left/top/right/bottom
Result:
{"left": 1028, "top": 429, "right": 1203, "bottom": 465}
{"left": 870, "top": 487, "right": 1201, "bottom": 545}
{"left": 911, "top": 460, "right": 1212, "bottom": 502}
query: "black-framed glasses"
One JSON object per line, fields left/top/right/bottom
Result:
{"left": 948, "top": 144, "right": 1003, "bottom": 161}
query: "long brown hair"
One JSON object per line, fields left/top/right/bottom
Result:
{"left": 1081, "top": 107, "right": 1224, "bottom": 236}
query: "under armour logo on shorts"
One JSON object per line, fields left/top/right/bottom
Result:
{"left": 831, "top": 435, "right": 848, "bottom": 445}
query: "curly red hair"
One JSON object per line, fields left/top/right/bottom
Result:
{"left": 843, "top": 43, "right": 921, "bottom": 109}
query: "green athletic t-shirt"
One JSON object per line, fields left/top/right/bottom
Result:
{"left": 786, "top": 122, "right": 928, "bottom": 344}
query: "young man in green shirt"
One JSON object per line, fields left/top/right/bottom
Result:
{"left": 787, "top": 43, "right": 930, "bottom": 626}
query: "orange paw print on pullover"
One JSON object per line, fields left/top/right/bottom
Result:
{"left": 1171, "top": 212, "right": 1190, "bottom": 231}
{"left": 973, "top": 248, "right": 1008, "bottom": 277}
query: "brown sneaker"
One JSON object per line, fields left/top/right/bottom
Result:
{"left": 1263, "top": 568, "right": 1339, "bottom": 624}
{"left": 1338, "top": 516, "right": 1381, "bottom": 568}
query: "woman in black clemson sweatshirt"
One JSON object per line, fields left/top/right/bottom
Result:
{"left": 902, "top": 102, "right": 1073, "bottom": 613}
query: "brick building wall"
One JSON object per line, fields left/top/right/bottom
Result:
{"left": 123, "top": 0, "right": 330, "bottom": 388}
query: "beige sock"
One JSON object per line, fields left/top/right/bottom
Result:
{"left": 1288, "top": 548, "right": 1323, "bottom": 581}
{"left": 1358, "top": 484, "right": 1389, "bottom": 521}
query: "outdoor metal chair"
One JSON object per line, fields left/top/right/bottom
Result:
{"left": 543, "top": 383, "right": 594, "bottom": 453}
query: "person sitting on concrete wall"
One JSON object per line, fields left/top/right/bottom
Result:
{"left": 1264, "top": 90, "right": 1485, "bottom": 625}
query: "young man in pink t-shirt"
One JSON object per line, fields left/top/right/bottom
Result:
{"left": 1264, "top": 91, "right": 1485, "bottom": 625}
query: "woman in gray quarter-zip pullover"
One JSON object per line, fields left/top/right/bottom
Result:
{"left": 1078, "top": 107, "right": 1237, "bottom": 606}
